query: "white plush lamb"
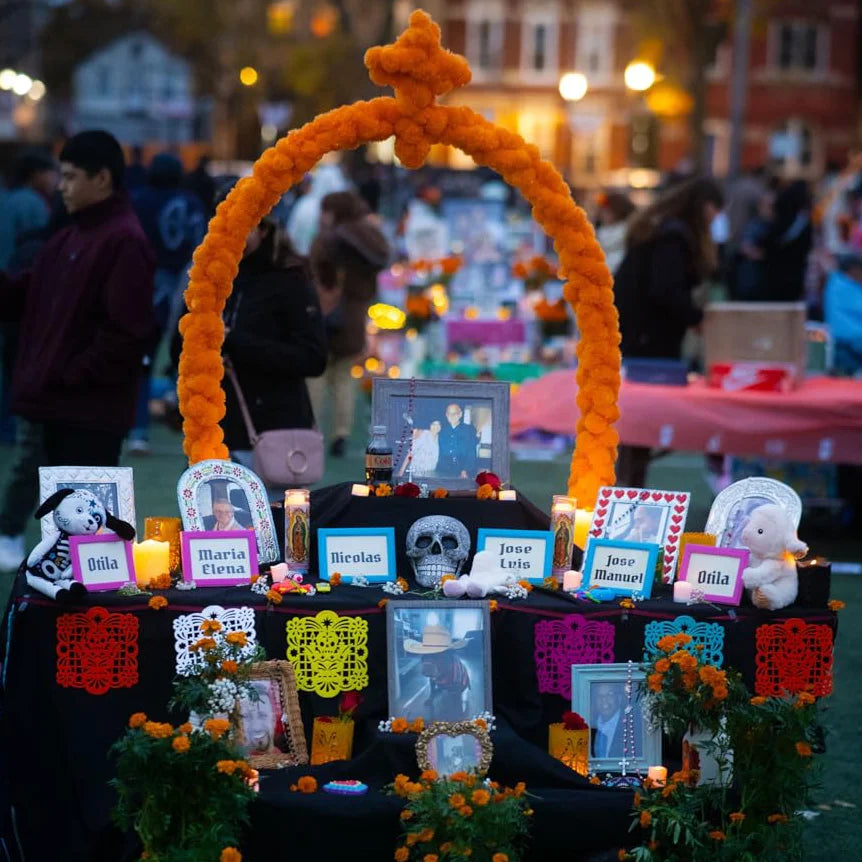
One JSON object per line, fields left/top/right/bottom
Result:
{"left": 442, "top": 550, "right": 518, "bottom": 598}
{"left": 740, "top": 504, "right": 808, "bottom": 611}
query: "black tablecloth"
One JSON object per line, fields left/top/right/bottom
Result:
{"left": 0, "top": 486, "right": 838, "bottom": 861}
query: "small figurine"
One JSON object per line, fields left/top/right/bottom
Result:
{"left": 740, "top": 504, "right": 808, "bottom": 610}
{"left": 26, "top": 488, "right": 136, "bottom": 602}
{"left": 442, "top": 549, "right": 518, "bottom": 598}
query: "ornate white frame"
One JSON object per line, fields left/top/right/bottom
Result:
{"left": 38, "top": 466, "right": 136, "bottom": 542}
{"left": 176, "top": 459, "right": 279, "bottom": 564}
{"left": 705, "top": 477, "right": 802, "bottom": 548}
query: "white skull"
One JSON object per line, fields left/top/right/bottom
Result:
{"left": 406, "top": 515, "right": 471, "bottom": 587}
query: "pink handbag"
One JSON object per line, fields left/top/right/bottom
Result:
{"left": 225, "top": 363, "right": 324, "bottom": 487}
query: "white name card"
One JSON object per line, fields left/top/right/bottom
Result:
{"left": 317, "top": 528, "right": 396, "bottom": 583}
{"left": 180, "top": 530, "right": 258, "bottom": 586}
{"left": 476, "top": 529, "right": 554, "bottom": 584}
{"left": 582, "top": 539, "right": 659, "bottom": 597}
{"left": 70, "top": 535, "right": 135, "bottom": 591}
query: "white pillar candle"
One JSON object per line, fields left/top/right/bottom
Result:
{"left": 673, "top": 581, "right": 693, "bottom": 604}
{"left": 133, "top": 540, "right": 170, "bottom": 587}
{"left": 498, "top": 489, "right": 517, "bottom": 501}
{"left": 573, "top": 508, "right": 593, "bottom": 550}
{"left": 270, "top": 563, "right": 289, "bottom": 584}
{"left": 562, "top": 570, "right": 582, "bottom": 592}
{"left": 647, "top": 766, "right": 667, "bottom": 787}
{"left": 284, "top": 489, "right": 310, "bottom": 576}
{"left": 351, "top": 484, "right": 371, "bottom": 497}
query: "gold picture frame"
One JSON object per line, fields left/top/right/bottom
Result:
{"left": 415, "top": 721, "right": 494, "bottom": 777}
{"left": 233, "top": 660, "right": 308, "bottom": 769}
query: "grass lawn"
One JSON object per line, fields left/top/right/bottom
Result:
{"left": 0, "top": 407, "right": 856, "bottom": 859}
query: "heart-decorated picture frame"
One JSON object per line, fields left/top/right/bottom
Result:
{"left": 588, "top": 487, "right": 691, "bottom": 583}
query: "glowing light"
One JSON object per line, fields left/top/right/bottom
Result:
{"left": 368, "top": 302, "right": 407, "bottom": 330}
{"left": 27, "top": 79, "right": 46, "bottom": 101}
{"left": 310, "top": 7, "right": 338, "bottom": 38}
{"left": 387, "top": 366, "right": 401, "bottom": 378}
{"left": 0, "top": 69, "right": 16, "bottom": 91}
{"left": 496, "top": 307, "right": 511, "bottom": 321}
{"left": 427, "top": 282, "right": 449, "bottom": 315}
{"left": 364, "top": 357, "right": 381, "bottom": 372}
{"left": 261, "top": 123, "right": 277, "bottom": 142}
{"left": 350, "top": 365, "right": 364, "bottom": 379}
{"left": 464, "top": 306, "right": 480, "bottom": 320}
{"left": 239, "top": 67, "right": 259, "bottom": 87}
{"left": 558, "top": 72, "right": 588, "bottom": 102}
{"left": 405, "top": 328, "right": 418, "bottom": 341}
{"left": 624, "top": 61, "right": 656, "bottom": 92}
{"left": 12, "top": 73, "right": 32, "bottom": 96}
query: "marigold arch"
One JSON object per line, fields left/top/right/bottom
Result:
{"left": 178, "top": 10, "right": 621, "bottom": 506}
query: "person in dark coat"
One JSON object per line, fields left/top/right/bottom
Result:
{"left": 220, "top": 213, "right": 327, "bottom": 470}
{"left": 764, "top": 180, "right": 812, "bottom": 302}
{"left": 613, "top": 177, "right": 724, "bottom": 486}
{"left": 308, "top": 191, "right": 389, "bottom": 457}
{"left": 0, "top": 131, "right": 154, "bottom": 569}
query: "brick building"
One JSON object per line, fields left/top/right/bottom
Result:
{"left": 435, "top": 0, "right": 859, "bottom": 184}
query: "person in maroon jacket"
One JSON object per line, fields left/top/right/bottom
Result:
{"left": 0, "top": 130, "right": 154, "bottom": 570}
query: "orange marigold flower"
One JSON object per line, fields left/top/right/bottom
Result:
{"left": 543, "top": 576, "right": 560, "bottom": 591}
{"left": 750, "top": 695, "right": 768, "bottom": 706}
{"left": 633, "top": 792, "right": 641, "bottom": 808}
{"left": 440, "top": 574, "right": 455, "bottom": 584}
{"left": 647, "top": 673, "right": 663, "bottom": 693}
{"left": 656, "top": 635, "right": 677, "bottom": 653}
{"left": 250, "top": 574, "right": 260, "bottom": 584}
{"left": 375, "top": 483, "right": 392, "bottom": 497}
{"left": 330, "top": 572, "right": 342, "bottom": 586}
{"left": 394, "top": 848, "right": 409, "bottom": 862}
{"left": 459, "top": 805, "right": 473, "bottom": 817}
{"left": 619, "top": 598, "right": 634, "bottom": 609}
{"left": 191, "top": 637, "right": 216, "bottom": 652}
{"left": 768, "top": 813, "right": 789, "bottom": 824}
{"left": 420, "top": 769, "right": 438, "bottom": 782}
{"left": 204, "top": 718, "right": 230, "bottom": 740}
{"left": 432, "top": 488, "right": 448, "bottom": 499}
{"left": 217, "top": 760, "right": 238, "bottom": 775}
{"left": 221, "top": 660, "right": 238, "bottom": 674}
{"left": 297, "top": 776, "right": 318, "bottom": 793}
{"left": 409, "top": 717, "right": 425, "bottom": 733}
{"left": 589, "top": 775, "right": 601, "bottom": 785}
{"left": 418, "top": 828, "right": 434, "bottom": 842}
{"left": 517, "top": 579, "right": 534, "bottom": 592}
{"left": 661, "top": 783, "right": 678, "bottom": 798}
{"left": 177, "top": 722, "right": 192, "bottom": 734}
{"left": 795, "top": 692, "right": 816, "bottom": 709}
{"left": 265, "top": 588, "right": 283, "bottom": 604}
{"left": 128, "top": 712, "right": 147, "bottom": 729}
{"left": 617, "top": 851, "right": 629, "bottom": 861}
{"left": 730, "top": 812, "right": 746, "bottom": 823}
{"left": 143, "top": 721, "right": 173, "bottom": 739}
{"left": 489, "top": 599, "right": 499, "bottom": 612}
{"left": 440, "top": 844, "right": 453, "bottom": 854}
{"left": 474, "top": 718, "right": 487, "bottom": 729}
{"left": 378, "top": 597, "right": 389, "bottom": 608}
{"left": 400, "top": 808, "right": 414, "bottom": 820}
{"left": 225, "top": 631, "right": 248, "bottom": 647}
{"left": 220, "top": 849, "right": 242, "bottom": 862}
{"left": 654, "top": 658, "right": 670, "bottom": 673}
{"left": 424, "top": 856, "right": 439, "bottom": 862}
{"left": 201, "top": 619, "right": 223, "bottom": 635}
{"left": 148, "top": 595, "right": 168, "bottom": 610}
{"left": 471, "top": 789, "right": 490, "bottom": 806}
{"left": 828, "top": 599, "right": 845, "bottom": 611}
{"left": 795, "top": 741, "right": 812, "bottom": 757}
{"left": 476, "top": 483, "right": 496, "bottom": 500}
{"left": 391, "top": 718, "right": 409, "bottom": 734}
{"left": 708, "top": 831, "right": 726, "bottom": 841}
{"left": 172, "top": 735, "right": 190, "bottom": 753}
{"left": 492, "top": 855, "right": 509, "bottom": 862}
{"left": 514, "top": 781, "right": 526, "bottom": 797}
{"left": 449, "top": 793, "right": 466, "bottom": 808}
{"left": 639, "top": 810, "right": 652, "bottom": 828}
{"left": 396, "top": 577, "right": 409, "bottom": 591}
{"left": 670, "top": 650, "right": 697, "bottom": 671}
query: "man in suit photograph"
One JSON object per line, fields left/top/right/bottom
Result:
{"left": 436, "top": 403, "right": 477, "bottom": 478}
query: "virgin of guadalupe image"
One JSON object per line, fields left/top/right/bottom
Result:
{"left": 553, "top": 522, "right": 572, "bottom": 568}
{"left": 289, "top": 510, "right": 309, "bottom": 564}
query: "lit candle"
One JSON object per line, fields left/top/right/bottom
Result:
{"left": 678, "top": 532, "right": 716, "bottom": 576}
{"left": 562, "top": 570, "right": 582, "bottom": 592}
{"left": 144, "top": 517, "right": 182, "bottom": 574}
{"left": 647, "top": 766, "right": 667, "bottom": 787}
{"left": 498, "top": 489, "right": 517, "bottom": 501}
{"left": 551, "top": 495, "right": 577, "bottom": 581}
{"left": 573, "top": 508, "right": 593, "bottom": 550}
{"left": 284, "top": 489, "right": 310, "bottom": 576}
{"left": 351, "top": 484, "right": 371, "bottom": 497}
{"left": 270, "top": 563, "right": 289, "bottom": 584}
{"left": 133, "top": 540, "right": 170, "bottom": 587}
{"left": 673, "top": 581, "right": 693, "bottom": 604}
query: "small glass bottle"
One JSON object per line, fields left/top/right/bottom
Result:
{"left": 365, "top": 425, "right": 393, "bottom": 487}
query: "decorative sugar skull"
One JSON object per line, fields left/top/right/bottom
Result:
{"left": 406, "top": 515, "right": 471, "bottom": 587}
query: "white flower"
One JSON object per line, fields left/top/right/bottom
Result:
{"left": 207, "top": 678, "right": 239, "bottom": 714}
{"left": 471, "top": 711, "right": 497, "bottom": 731}
{"left": 378, "top": 718, "right": 394, "bottom": 732}
{"left": 250, "top": 578, "right": 270, "bottom": 596}
{"left": 382, "top": 580, "right": 407, "bottom": 595}
{"left": 504, "top": 583, "right": 529, "bottom": 600}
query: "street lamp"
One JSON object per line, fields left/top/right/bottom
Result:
{"left": 559, "top": 72, "right": 588, "bottom": 103}
{"left": 28, "top": 80, "right": 45, "bottom": 101}
{"left": 0, "top": 68, "right": 15, "bottom": 90}
{"left": 12, "top": 73, "right": 32, "bottom": 96}
{"left": 624, "top": 61, "right": 656, "bottom": 93}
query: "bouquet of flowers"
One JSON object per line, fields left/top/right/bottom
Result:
{"left": 512, "top": 255, "right": 557, "bottom": 292}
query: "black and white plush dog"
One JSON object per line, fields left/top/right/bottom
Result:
{"left": 26, "top": 488, "right": 136, "bottom": 602}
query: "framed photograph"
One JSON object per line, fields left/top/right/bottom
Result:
{"left": 386, "top": 600, "right": 492, "bottom": 723}
{"left": 180, "top": 530, "right": 258, "bottom": 587}
{"left": 678, "top": 544, "right": 750, "bottom": 606}
{"left": 590, "top": 487, "right": 691, "bottom": 583}
{"left": 372, "top": 378, "right": 510, "bottom": 490}
{"left": 571, "top": 663, "right": 661, "bottom": 775}
{"left": 39, "top": 466, "right": 135, "bottom": 542}
{"left": 69, "top": 534, "right": 135, "bottom": 591}
{"left": 705, "top": 477, "right": 802, "bottom": 550}
{"left": 415, "top": 721, "right": 494, "bottom": 777}
{"left": 582, "top": 539, "right": 659, "bottom": 598}
{"left": 317, "top": 527, "right": 396, "bottom": 583}
{"left": 234, "top": 660, "right": 308, "bottom": 769}
{"left": 476, "top": 528, "right": 554, "bottom": 584}
{"left": 177, "top": 459, "right": 279, "bottom": 564}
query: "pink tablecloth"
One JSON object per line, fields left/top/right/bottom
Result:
{"left": 511, "top": 373, "right": 862, "bottom": 465}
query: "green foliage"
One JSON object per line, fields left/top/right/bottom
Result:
{"left": 388, "top": 771, "right": 531, "bottom": 862}
{"left": 111, "top": 719, "right": 255, "bottom": 862}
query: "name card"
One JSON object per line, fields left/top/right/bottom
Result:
{"left": 476, "top": 528, "right": 554, "bottom": 584}
{"left": 582, "top": 539, "right": 659, "bottom": 598}
{"left": 678, "top": 544, "right": 749, "bottom": 606}
{"left": 317, "top": 527, "right": 396, "bottom": 583}
{"left": 180, "top": 530, "right": 258, "bottom": 586}
{"left": 70, "top": 534, "right": 135, "bottom": 591}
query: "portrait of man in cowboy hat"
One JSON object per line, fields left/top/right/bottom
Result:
{"left": 403, "top": 624, "right": 471, "bottom": 720}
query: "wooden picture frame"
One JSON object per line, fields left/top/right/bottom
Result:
{"left": 177, "top": 459, "right": 279, "bottom": 564}
{"left": 233, "top": 660, "right": 308, "bottom": 770}
{"left": 372, "top": 378, "right": 510, "bottom": 490}
{"left": 180, "top": 530, "right": 258, "bottom": 587}
{"left": 415, "top": 720, "right": 494, "bottom": 777}
{"left": 678, "top": 544, "right": 750, "bottom": 606}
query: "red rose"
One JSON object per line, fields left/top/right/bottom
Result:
{"left": 475, "top": 472, "right": 502, "bottom": 490}
{"left": 562, "top": 710, "right": 588, "bottom": 731}
{"left": 394, "top": 482, "right": 421, "bottom": 498}
{"left": 339, "top": 690, "right": 362, "bottom": 717}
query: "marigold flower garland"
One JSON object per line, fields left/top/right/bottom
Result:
{"left": 176, "top": 10, "right": 619, "bottom": 507}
